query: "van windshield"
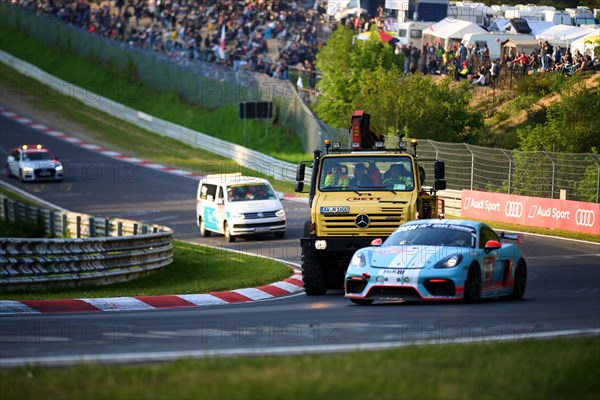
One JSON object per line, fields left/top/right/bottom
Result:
{"left": 228, "top": 184, "right": 276, "bottom": 202}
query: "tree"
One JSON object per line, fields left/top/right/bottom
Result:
{"left": 314, "top": 26, "right": 482, "bottom": 143}
{"left": 313, "top": 25, "right": 402, "bottom": 126}
{"left": 517, "top": 79, "right": 600, "bottom": 154}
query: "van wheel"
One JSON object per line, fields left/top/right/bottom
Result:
{"left": 224, "top": 222, "right": 235, "bottom": 242}
{"left": 198, "top": 218, "right": 211, "bottom": 237}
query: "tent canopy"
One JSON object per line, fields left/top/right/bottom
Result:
{"left": 535, "top": 24, "right": 592, "bottom": 42}
{"left": 569, "top": 29, "right": 600, "bottom": 56}
{"left": 422, "top": 18, "right": 488, "bottom": 48}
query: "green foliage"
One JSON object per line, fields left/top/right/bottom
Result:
{"left": 517, "top": 79, "right": 600, "bottom": 154}
{"left": 313, "top": 25, "right": 402, "bottom": 127}
{"left": 576, "top": 164, "right": 600, "bottom": 203}
{"left": 314, "top": 26, "right": 481, "bottom": 142}
{"left": 515, "top": 72, "right": 568, "bottom": 97}
{"left": 0, "top": 218, "right": 46, "bottom": 238}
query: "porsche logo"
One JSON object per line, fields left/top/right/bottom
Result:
{"left": 355, "top": 214, "right": 370, "bottom": 228}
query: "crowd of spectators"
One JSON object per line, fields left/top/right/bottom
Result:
{"left": 8, "top": 0, "right": 341, "bottom": 86}
{"left": 7, "top": 0, "right": 597, "bottom": 91}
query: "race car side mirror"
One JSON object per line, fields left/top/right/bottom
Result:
{"left": 484, "top": 240, "right": 502, "bottom": 253}
{"left": 7, "top": 156, "right": 15, "bottom": 162}
{"left": 371, "top": 238, "right": 383, "bottom": 246}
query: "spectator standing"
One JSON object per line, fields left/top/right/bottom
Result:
{"left": 490, "top": 59, "right": 499, "bottom": 88}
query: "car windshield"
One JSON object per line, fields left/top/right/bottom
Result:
{"left": 319, "top": 155, "right": 416, "bottom": 192}
{"left": 23, "top": 152, "right": 52, "bottom": 161}
{"left": 227, "top": 184, "right": 276, "bottom": 202}
{"left": 384, "top": 224, "right": 477, "bottom": 248}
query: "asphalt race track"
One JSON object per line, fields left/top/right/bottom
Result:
{"left": 1, "top": 112, "right": 599, "bottom": 367}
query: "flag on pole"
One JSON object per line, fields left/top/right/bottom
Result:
{"left": 218, "top": 24, "right": 226, "bottom": 60}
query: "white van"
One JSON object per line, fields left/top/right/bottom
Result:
{"left": 196, "top": 174, "right": 286, "bottom": 242}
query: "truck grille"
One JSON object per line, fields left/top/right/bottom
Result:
{"left": 319, "top": 208, "right": 406, "bottom": 236}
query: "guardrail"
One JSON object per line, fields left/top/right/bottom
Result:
{"left": 0, "top": 196, "right": 173, "bottom": 291}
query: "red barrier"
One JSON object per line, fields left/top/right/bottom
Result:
{"left": 461, "top": 190, "right": 600, "bottom": 236}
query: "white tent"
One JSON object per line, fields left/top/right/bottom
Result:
{"left": 422, "top": 18, "right": 488, "bottom": 49}
{"left": 570, "top": 29, "right": 600, "bottom": 57}
{"left": 523, "top": 21, "right": 556, "bottom": 36}
{"left": 535, "top": 24, "right": 592, "bottom": 42}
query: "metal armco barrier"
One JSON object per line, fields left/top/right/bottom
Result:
{"left": 0, "top": 196, "right": 173, "bottom": 291}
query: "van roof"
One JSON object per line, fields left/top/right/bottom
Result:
{"left": 201, "top": 173, "right": 270, "bottom": 185}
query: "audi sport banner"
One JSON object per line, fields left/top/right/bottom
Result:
{"left": 461, "top": 190, "right": 599, "bottom": 235}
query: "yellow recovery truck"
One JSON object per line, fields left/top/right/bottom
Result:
{"left": 295, "top": 110, "right": 447, "bottom": 295}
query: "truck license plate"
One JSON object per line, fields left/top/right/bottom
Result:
{"left": 320, "top": 206, "right": 350, "bottom": 214}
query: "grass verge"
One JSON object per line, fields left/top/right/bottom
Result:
{"left": 1, "top": 338, "right": 598, "bottom": 399}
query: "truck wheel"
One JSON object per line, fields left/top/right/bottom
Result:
{"left": 198, "top": 218, "right": 211, "bottom": 237}
{"left": 302, "top": 247, "right": 327, "bottom": 295}
{"left": 224, "top": 222, "right": 236, "bottom": 242}
{"left": 510, "top": 259, "right": 527, "bottom": 300}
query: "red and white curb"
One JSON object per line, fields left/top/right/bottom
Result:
{"left": 0, "top": 269, "right": 303, "bottom": 315}
{"left": 0, "top": 106, "right": 204, "bottom": 179}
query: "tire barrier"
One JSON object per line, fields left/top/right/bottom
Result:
{"left": 0, "top": 196, "right": 173, "bottom": 291}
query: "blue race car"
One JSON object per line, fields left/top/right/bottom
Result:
{"left": 344, "top": 219, "right": 527, "bottom": 305}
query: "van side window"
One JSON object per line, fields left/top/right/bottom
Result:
{"left": 200, "top": 184, "right": 217, "bottom": 200}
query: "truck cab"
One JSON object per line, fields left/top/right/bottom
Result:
{"left": 295, "top": 110, "right": 446, "bottom": 295}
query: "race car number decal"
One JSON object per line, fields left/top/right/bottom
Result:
{"left": 320, "top": 206, "right": 350, "bottom": 214}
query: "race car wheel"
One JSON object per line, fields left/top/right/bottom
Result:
{"left": 511, "top": 259, "right": 527, "bottom": 300}
{"left": 19, "top": 169, "right": 25, "bottom": 182}
{"left": 302, "top": 247, "right": 327, "bottom": 296}
{"left": 224, "top": 222, "right": 236, "bottom": 242}
{"left": 274, "top": 231, "right": 285, "bottom": 239}
{"left": 351, "top": 299, "right": 374, "bottom": 305}
{"left": 464, "top": 263, "right": 482, "bottom": 303}
{"left": 198, "top": 218, "right": 211, "bottom": 237}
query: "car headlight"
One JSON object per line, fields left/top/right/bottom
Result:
{"left": 230, "top": 212, "right": 245, "bottom": 219}
{"left": 55, "top": 165, "right": 63, "bottom": 171}
{"left": 350, "top": 252, "right": 366, "bottom": 268}
{"left": 275, "top": 209, "right": 285, "bottom": 217}
{"left": 22, "top": 166, "right": 34, "bottom": 173}
{"left": 434, "top": 254, "right": 463, "bottom": 268}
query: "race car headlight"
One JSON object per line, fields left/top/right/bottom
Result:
{"left": 275, "top": 209, "right": 285, "bottom": 217}
{"left": 22, "top": 166, "right": 34, "bottom": 173}
{"left": 350, "top": 252, "right": 366, "bottom": 268}
{"left": 435, "top": 254, "right": 463, "bottom": 268}
{"left": 230, "top": 212, "right": 245, "bottom": 219}
{"left": 55, "top": 165, "right": 63, "bottom": 171}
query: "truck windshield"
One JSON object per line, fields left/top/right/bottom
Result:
{"left": 319, "top": 156, "right": 415, "bottom": 192}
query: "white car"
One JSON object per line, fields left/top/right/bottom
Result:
{"left": 6, "top": 144, "right": 64, "bottom": 182}
{"left": 196, "top": 173, "right": 286, "bottom": 242}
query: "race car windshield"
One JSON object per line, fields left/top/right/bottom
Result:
{"left": 227, "top": 184, "right": 276, "bottom": 202}
{"left": 24, "top": 152, "right": 52, "bottom": 161}
{"left": 385, "top": 224, "right": 476, "bottom": 248}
